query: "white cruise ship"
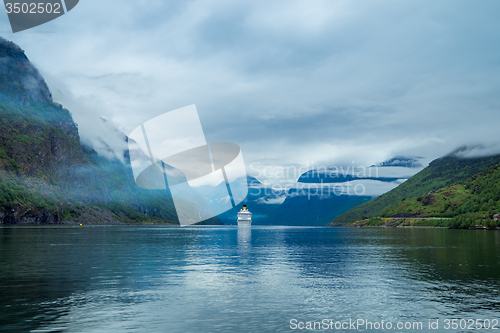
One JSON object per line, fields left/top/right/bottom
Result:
{"left": 237, "top": 205, "right": 252, "bottom": 226}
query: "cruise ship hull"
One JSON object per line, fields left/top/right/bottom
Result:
{"left": 237, "top": 220, "right": 251, "bottom": 226}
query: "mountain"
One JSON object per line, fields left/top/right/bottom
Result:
{"left": 0, "top": 37, "right": 221, "bottom": 225}
{"left": 270, "top": 189, "right": 371, "bottom": 226}
{"left": 218, "top": 161, "right": 411, "bottom": 226}
{"left": 332, "top": 152, "right": 500, "bottom": 224}
{"left": 267, "top": 161, "right": 420, "bottom": 226}
{"left": 375, "top": 156, "right": 423, "bottom": 168}
{"left": 217, "top": 172, "right": 372, "bottom": 226}
{"left": 351, "top": 161, "right": 500, "bottom": 229}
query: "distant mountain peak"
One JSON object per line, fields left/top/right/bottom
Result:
{"left": 0, "top": 36, "right": 52, "bottom": 104}
{"left": 373, "top": 156, "right": 423, "bottom": 168}
{"left": 448, "top": 145, "right": 482, "bottom": 157}
{"left": 0, "top": 37, "right": 24, "bottom": 54}
{"left": 246, "top": 175, "right": 263, "bottom": 186}
{"left": 446, "top": 145, "right": 500, "bottom": 159}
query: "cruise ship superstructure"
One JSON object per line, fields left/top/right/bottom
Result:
{"left": 237, "top": 205, "right": 252, "bottom": 226}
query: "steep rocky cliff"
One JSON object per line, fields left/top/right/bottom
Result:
{"left": 0, "top": 38, "right": 52, "bottom": 104}
{"left": 0, "top": 38, "right": 85, "bottom": 177}
{"left": 0, "top": 37, "right": 220, "bottom": 225}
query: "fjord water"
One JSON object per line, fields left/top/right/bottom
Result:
{"left": 1, "top": 226, "right": 500, "bottom": 333}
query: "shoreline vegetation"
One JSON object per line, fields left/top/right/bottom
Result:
{"left": 333, "top": 153, "right": 500, "bottom": 226}
{"left": 328, "top": 217, "right": 500, "bottom": 230}
{"left": 331, "top": 153, "right": 500, "bottom": 230}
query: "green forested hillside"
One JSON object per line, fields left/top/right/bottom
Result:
{"left": 0, "top": 96, "right": 182, "bottom": 224}
{"left": 376, "top": 163, "right": 500, "bottom": 228}
{"left": 332, "top": 153, "right": 500, "bottom": 224}
{"left": 0, "top": 37, "right": 222, "bottom": 225}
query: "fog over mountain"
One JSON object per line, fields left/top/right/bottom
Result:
{"left": 4, "top": 0, "right": 500, "bottom": 189}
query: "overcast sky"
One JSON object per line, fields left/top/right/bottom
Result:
{"left": 2, "top": 0, "right": 500, "bottom": 184}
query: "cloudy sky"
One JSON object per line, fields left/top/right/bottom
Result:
{"left": 2, "top": 0, "right": 500, "bottom": 186}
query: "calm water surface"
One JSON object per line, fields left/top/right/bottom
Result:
{"left": 1, "top": 226, "right": 500, "bottom": 333}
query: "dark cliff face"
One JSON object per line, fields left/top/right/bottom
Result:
{"left": 0, "top": 37, "right": 52, "bottom": 104}
{"left": 0, "top": 37, "right": 191, "bottom": 225}
{"left": 0, "top": 37, "right": 86, "bottom": 181}
{"left": 0, "top": 37, "right": 103, "bottom": 224}
{"left": 0, "top": 37, "right": 111, "bottom": 223}
{"left": 0, "top": 205, "right": 58, "bottom": 224}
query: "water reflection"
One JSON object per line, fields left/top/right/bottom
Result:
{"left": 379, "top": 228, "right": 500, "bottom": 316}
{"left": 1, "top": 226, "right": 500, "bottom": 332}
{"left": 237, "top": 226, "right": 251, "bottom": 254}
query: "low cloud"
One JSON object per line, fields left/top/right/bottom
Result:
{"left": 44, "top": 72, "right": 128, "bottom": 161}
{"left": 5, "top": 0, "right": 500, "bottom": 180}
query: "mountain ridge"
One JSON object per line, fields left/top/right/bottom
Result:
{"left": 0, "top": 37, "right": 222, "bottom": 225}
{"left": 332, "top": 153, "right": 500, "bottom": 224}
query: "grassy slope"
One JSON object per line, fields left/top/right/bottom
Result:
{"left": 380, "top": 184, "right": 468, "bottom": 218}
{"left": 346, "top": 162, "right": 500, "bottom": 229}
{"left": 333, "top": 154, "right": 500, "bottom": 224}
